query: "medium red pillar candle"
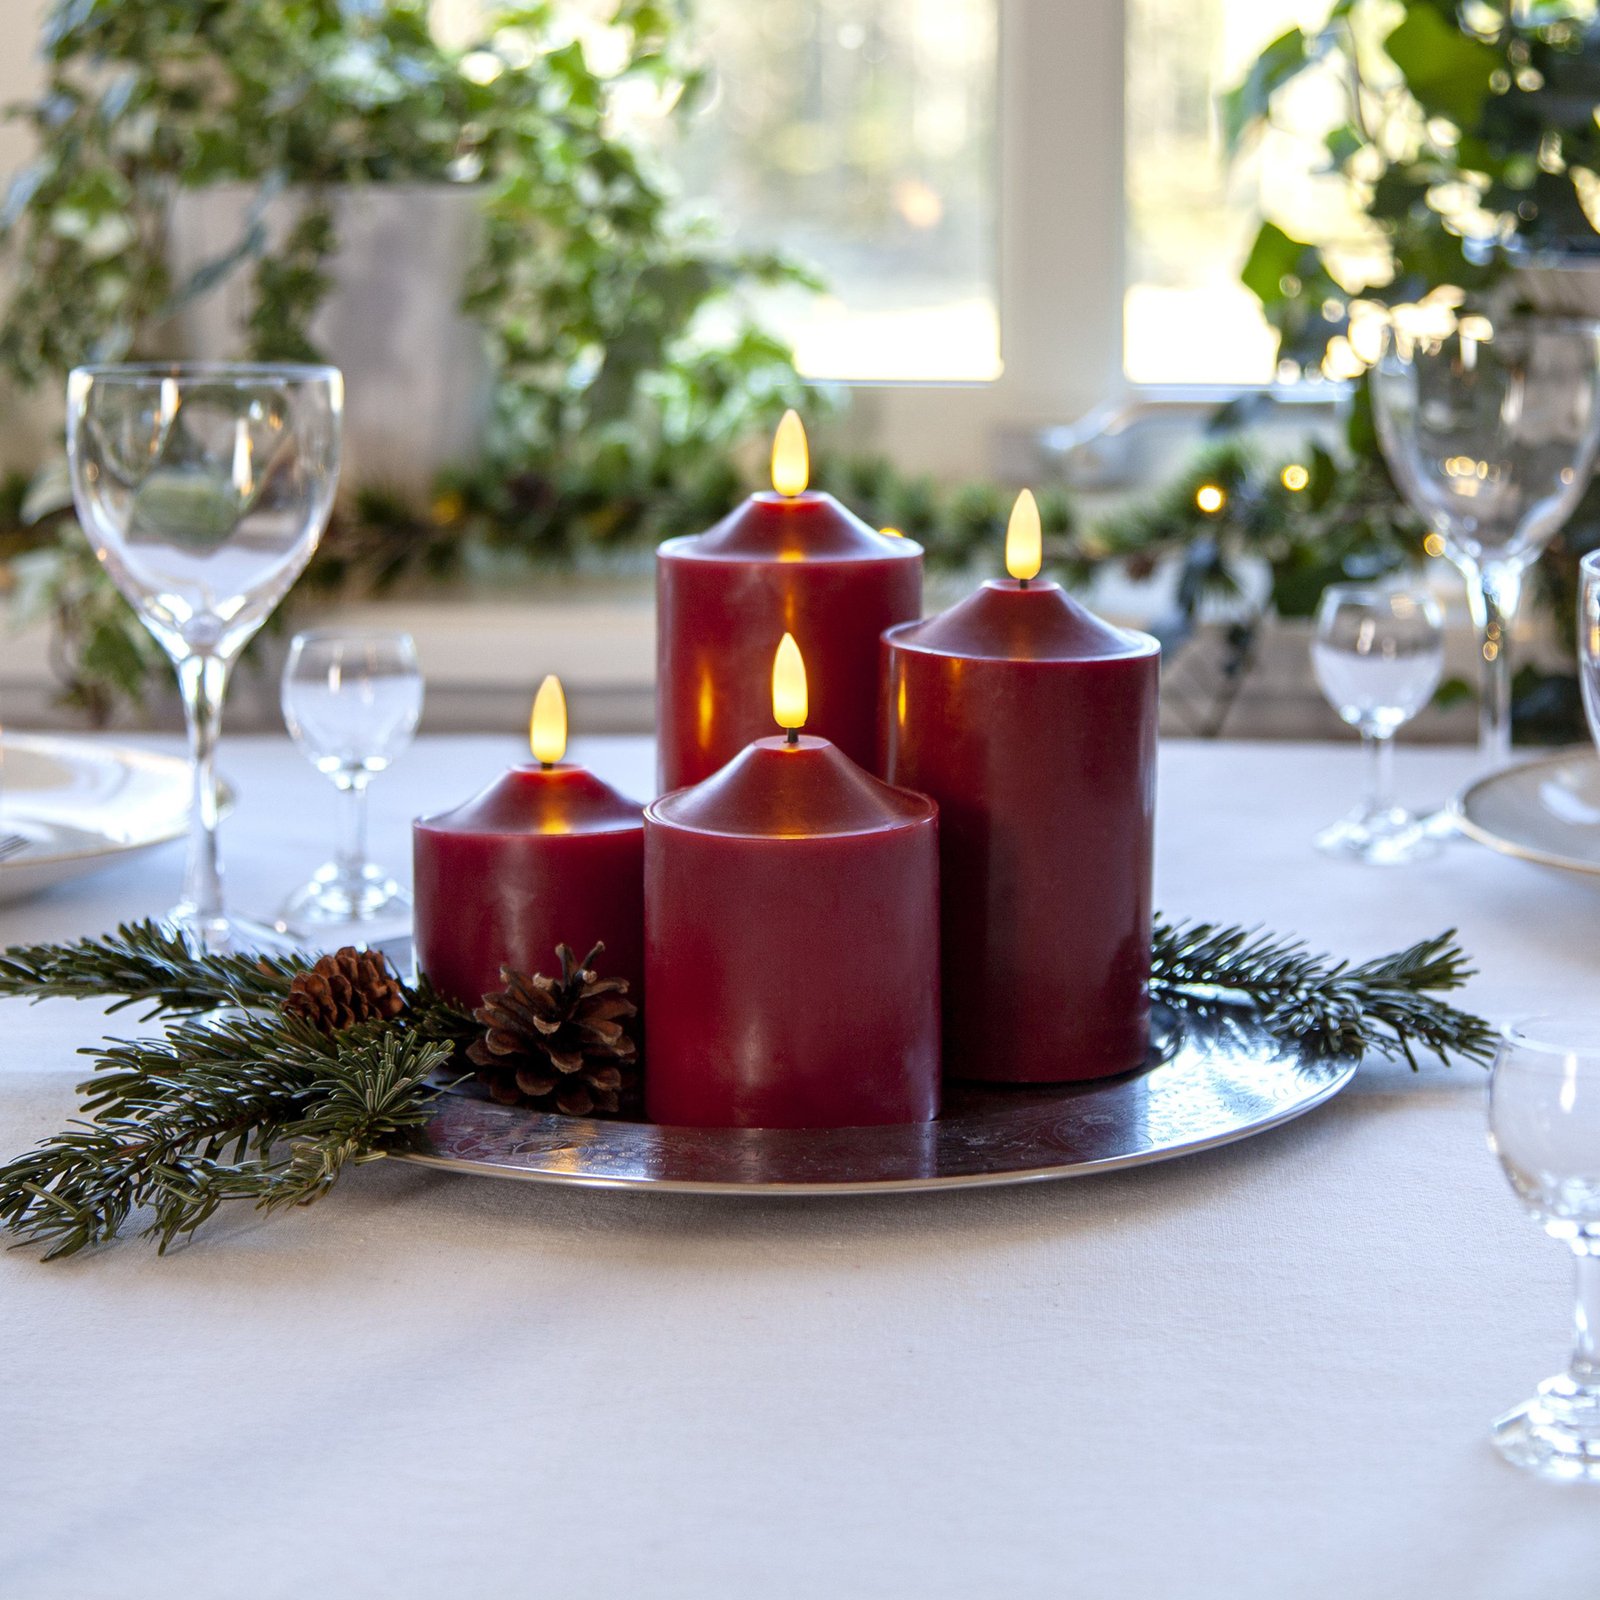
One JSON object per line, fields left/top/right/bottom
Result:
{"left": 645, "top": 634, "right": 940, "bottom": 1129}
{"left": 413, "top": 676, "right": 645, "bottom": 1010}
{"left": 882, "top": 491, "right": 1160, "bottom": 1084}
{"left": 656, "top": 411, "right": 922, "bottom": 791}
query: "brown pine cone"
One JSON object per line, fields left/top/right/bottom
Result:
{"left": 284, "top": 947, "right": 407, "bottom": 1033}
{"left": 468, "top": 942, "right": 639, "bottom": 1117}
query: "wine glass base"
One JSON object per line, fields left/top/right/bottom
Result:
{"left": 1493, "top": 1376, "right": 1600, "bottom": 1483}
{"left": 168, "top": 907, "right": 301, "bottom": 958}
{"left": 276, "top": 862, "right": 411, "bottom": 938}
{"left": 1314, "top": 806, "right": 1442, "bottom": 866}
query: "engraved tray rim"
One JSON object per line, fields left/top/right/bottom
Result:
{"left": 394, "top": 1008, "right": 1358, "bottom": 1197}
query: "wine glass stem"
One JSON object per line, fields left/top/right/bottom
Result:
{"left": 1463, "top": 558, "right": 1524, "bottom": 769}
{"left": 1570, "top": 1248, "right": 1600, "bottom": 1393}
{"left": 1362, "top": 726, "right": 1395, "bottom": 820}
{"left": 175, "top": 651, "right": 232, "bottom": 929}
{"left": 337, "top": 776, "right": 370, "bottom": 885}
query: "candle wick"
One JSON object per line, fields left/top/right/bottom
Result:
{"left": 1018, "top": 577, "right": 1030, "bottom": 590}
{"left": 540, "top": 760, "right": 555, "bottom": 772}
{"left": 785, "top": 729, "right": 799, "bottom": 746}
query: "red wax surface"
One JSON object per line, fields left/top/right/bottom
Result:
{"left": 656, "top": 491, "right": 922, "bottom": 791}
{"left": 413, "top": 764, "right": 645, "bottom": 1012}
{"left": 644, "top": 736, "right": 940, "bottom": 1129}
{"left": 882, "top": 579, "right": 1159, "bottom": 1084}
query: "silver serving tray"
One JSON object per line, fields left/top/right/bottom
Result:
{"left": 397, "top": 1007, "right": 1356, "bottom": 1195}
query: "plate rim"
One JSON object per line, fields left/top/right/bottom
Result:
{"left": 1452, "top": 746, "right": 1600, "bottom": 878}
{"left": 393, "top": 1050, "right": 1359, "bottom": 1197}
{"left": 0, "top": 732, "right": 230, "bottom": 870}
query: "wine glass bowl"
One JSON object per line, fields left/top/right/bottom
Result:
{"left": 1370, "top": 315, "right": 1600, "bottom": 770}
{"left": 1489, "top": 1014, "right": 1600, "bottom": 1481}
{"left": 279, "top": 629, "right": 423, "bottom": 931}
{"left": 66, "top": 362, "right": 343, "bottom": 952}
{"left": 1311, "top": 582, "right": 1444, "bottom": 864}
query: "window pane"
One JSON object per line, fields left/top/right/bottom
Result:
{"left": 665, "top": 0, "right": 999, "bottom": 382}
{"left": 1124, "top": 0, "right": 1341, "bottom": 385}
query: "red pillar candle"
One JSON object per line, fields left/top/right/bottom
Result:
{"left": 645, "top": 634, "right": 940, "bottom": 1129}
{"left": 413, "top": 676, "right": 645, "bottom": 1011}
{"left": 882, "top": 491, "right": 1160, "bottom": 1084}
{"left": 656, "top": 411, "right": 922, "bottom": 791}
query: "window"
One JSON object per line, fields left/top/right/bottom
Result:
{"left": 1124, "top": 0, "right": 1359, "bottom": 387}
{"left": 659, "top": 0, "right": 1000, "bottom": 383}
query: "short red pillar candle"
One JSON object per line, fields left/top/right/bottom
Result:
{"left": 882, "top": 491, "right": 1160, "bottom": 1084}
{"left": 656, "top": 411, "right": 922, "bottom": 791}
{"left": 645, "top": 634, "right": 940, "bottom": 1129}
{"left": 413, "top": 676, "right": 645, "bottom": 1011}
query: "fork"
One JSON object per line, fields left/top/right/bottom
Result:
{"left": 0, "top": 832, "right": 29, "bottom": 864}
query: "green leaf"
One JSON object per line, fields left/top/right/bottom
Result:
{"left": 1383, "top": 5, "right": 1499, "bottom": 127}
{"left": 1239, "top": 220, "right": 1315, "bottom": 308}
{"left": 1221, "top": 27, "right": 1311, "bottom": 153}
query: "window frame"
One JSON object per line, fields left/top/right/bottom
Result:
{"left": 829, "top": 0, "right": 1129, "bottom": 478}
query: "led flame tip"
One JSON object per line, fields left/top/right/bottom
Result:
{"left": 771, "top": 410, "right": 809, "bottom": 498}
{"left": 530, "top": 674, "right": 567, "bottom": 765}
{"left": 1005, "top": 488, "right": 1042, "bottom": 581}
{"left": 772, "top": 633, "right": 808, "bottom": 732}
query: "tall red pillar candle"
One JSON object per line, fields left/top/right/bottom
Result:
{"left": 656, "top": 411, "right": 922, "bottom": 791}
{"left": 882, "top": 491, "right": 1160, "bottom": 1084}
{"left": 413, "top": 676, "right": 645, "bottom": 1010}
{"left": 645, "top": 634, "right": 940, "bottom": 1129}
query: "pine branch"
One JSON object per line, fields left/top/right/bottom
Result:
{"left": 0, "top": 1012, "right": 452, "bottom": 1258}
{"left": 0, "top": 919, "right": 301, "bottom": 1018}
{"left": 1152, "top": 917, "right": 1494, "bottom": 1069}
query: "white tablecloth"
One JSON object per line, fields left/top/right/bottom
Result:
{"left": 2, "top": 734, "right": 1598, "bottom": 1600}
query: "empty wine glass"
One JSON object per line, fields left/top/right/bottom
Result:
{"left": 67, "top": 361, "right": 343, "bottom": 953}
{"left": 1370, "top": 314, "right": 1600, "bottom": 772}
{"left": 1582, "top": 550, "right": 1600, "bottom": 752}
{"left": 1311, "top": 582, "right": 1444, "bottom": 864}
{"left": 279, "top": 630, "right": 423, "bottom": 931}
{"left": 1488, "top": 1014, "right": 1600, "bottom": 1482}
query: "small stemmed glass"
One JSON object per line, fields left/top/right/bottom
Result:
{"left": 66, "top": 362, "right": 343, "bottom": 953}
{"left": 279, "top": 630, "right": 423, "bottom": 933}
{"left": 1311, "top": 582, "right": 1444, "bottom": 864}
{"left": 1370, "top": 314, "right": 1600, "bottom": 772}
{"left": 1489, "top": 1015, "right": 1600, "bottom": 1482}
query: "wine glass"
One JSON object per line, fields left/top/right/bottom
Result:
{"left": 1582, "top": 549, "right": 1600, "bottom": 751}
{"left": 1311, "top": 582, "right": 1444, "bottom": 864}
{"left": 279, "top": 629, "right": 423, "bottom": 931}
{"left": 1488, "top": 1013, "right": 1600, "bottom": 1482}
{"left": 66, "top": 361, "right": 343, "bottom": 953}
{"left": 1370, "top": 314, "right": 1600, "bottom": 772}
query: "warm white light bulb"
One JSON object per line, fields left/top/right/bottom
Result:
{"left": 771, "top": 410, "right": 809, "bottom": 498}
{"left": 1005, "top": 488, "right": 1042, "bottom": 582}
{"left": 772, "top": 633, "right": 808, "bottom": 733}
{"left": 530, "top": 674, "right": 567, "bottom": 766}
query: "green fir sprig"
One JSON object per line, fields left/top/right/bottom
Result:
{"left": 1151, "top": 917, "right": 1495, "bottom": 1069}
{"left": 0, "top": 916, "right": 1495, "bottom": 1258}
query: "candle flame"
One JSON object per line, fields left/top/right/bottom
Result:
{"left": 772, "top": 633, "right": 807, "bottom": 733}
{"left": 1005, "top": 488, "right": 1042, "bottom": 581}
{"left": 530, "top": 674, "right": 567, "bottom": 766}
{"left": 771, "top": 410, "right": 809, "bottom": 498}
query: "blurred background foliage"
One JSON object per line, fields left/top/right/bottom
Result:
{"left": 3, "top": 0, "right": 1600, "bottom": 733}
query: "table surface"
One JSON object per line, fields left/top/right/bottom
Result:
{"left": 3, "top": 733, "right": 1598, "bottom": 1600}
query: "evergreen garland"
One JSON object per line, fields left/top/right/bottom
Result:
{"left": 0, "top": 916, "right": 1494, "bottom": 1257}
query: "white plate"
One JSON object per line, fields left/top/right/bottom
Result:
{"left": 0, "top": 734, "right": 225, "bottom": 904}
{"left": 1454, "top": 749, "right": 1600, "bottom": 877}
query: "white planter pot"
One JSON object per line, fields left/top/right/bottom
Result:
{"left": 165, "top": 183, "right": 491, "bottom": 494}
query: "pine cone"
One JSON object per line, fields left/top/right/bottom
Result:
{"left": 468, "top": 942, "right": 639, "bottom": 1117}
{"left": 284, "top": 947, "right": 407, "bottom": 1033}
